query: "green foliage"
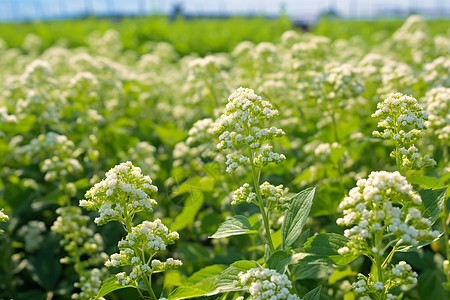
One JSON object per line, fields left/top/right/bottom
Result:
{"left": 266, "top": 250, "right": 292, "bottom": 274}
{"left": 419, "top": 187, "right": 447, "bottom": 224}
{"left": 281, "top": 188, "right": 316, "bottom": 250}
{"left": 303, "top": 233, "right": 358, "bottom": 266}
{"left": 0, "top": 16, "right": 292, "bottom": 56}
{"left": 96, "top": 277, "right": 135, "bottom": 299}
{"left": 210, "top": 215, "right": 259, "bottom": 239}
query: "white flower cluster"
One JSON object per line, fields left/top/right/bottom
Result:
{"left": 423, "top": 56, "right": 450, "bottom": 87}
{"left": 314, "top": 143, "right": 332, "bottom": 160}
{"left": 187, "top": 55, "right": 226, "bottom": 81}
{"left": 79, "top": 161, "right": 158, "bottom": 225}
{"left": 173, "top": 118, "right": 222, "bottom": 170}
{"left": 352, "top": 261, "right": 417, "bottom": 298}
{"left": 253, "top": 145, "right": 286, "bottom": 168}
{"left": 150, "top": 258, "right": 183, "bottom": 273}
{"left": 0, "top": 107, "right": 18, "bottom": 123}
{"left": 337, "top": 171, "right": 439, "bottom": 256}
{"left": 234, "top": 267, "right": 300, "bottom": 300}
{"left": 214, "top": 87, "right": 285, "bottom": 172}
{"left": 0, "top": 209, "right": 8, "bottom": 235}
{"left": 323, "top": 63, "right": 364, "bottom": 106}
{"left": 68, "top": 72, "right": 100, "bottom": 101}
{"left": 372, "top": 92, "right": 436, "bottom": 170}
{"left": 186, "top": 118, "right": 216, "bottom": 146}
{"left": 253, "top": 42, "right": 278, "bottom": 70}
{"left": 421, "top": 87, "right": 450, "bottom": 142}
{"left": 124, "top": 141, "right": 160, "bottom": 177}
{"left": 72, "top": 268, "right": 108, "bottom": 300}
{"left": 0, "top": 209, "right": 8, "bottom": 222}
{"left": 105, "top": 219, "right": 181, "bottom": 285}
{"left": 231, "top": 183, "right": 257, "bottom": 206}
{"left": 18, "top": 220, "right": 47, "bottom": 252}
{"left": 25, "top": 131, "right": 82, "bottom": 182}
{"left": 231, "top": 182, "right": 289, "bottom": 210}
{"left": 20, "top": 59, "right": 54, "bottom": 86}
{"left": 260, "top": 182, "right": 290, "bottom": 211}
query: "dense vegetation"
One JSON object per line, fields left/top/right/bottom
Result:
{"left": 0, "top": 15, "right": 449, "bottom": 300}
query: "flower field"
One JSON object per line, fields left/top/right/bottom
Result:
{"left": 0, "top": 15, "right": 449, "bottom": 300}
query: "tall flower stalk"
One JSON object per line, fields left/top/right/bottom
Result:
{"left": 214, "top": 87, "right": 287, "bottom": 254}
{"left": 80, "top": 161, "right": 181, "bottom": 300}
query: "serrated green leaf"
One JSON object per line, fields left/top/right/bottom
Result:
{"left": 210, "top": 215, "right": 258, "bottom": 238}
{"left": 303, "top": 233, "right": 358, "bottom": 265}
{"left": 281, "top": 187, "right": 316, "bottom": 249}
{"left": 419, "top": 187, "right": 447, "bottom": 224}
{"left": 266, "top": 250, "right": 292, "bottom": 274}
{"left": 96, "top": 277, "right": 135, "bottom": 299}
{"left": 303, "top": 285, "right": 322, "bottom": 300}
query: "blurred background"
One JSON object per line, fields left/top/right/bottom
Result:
{"left": 1, "top": 0, "right": 450, "bottom": 24}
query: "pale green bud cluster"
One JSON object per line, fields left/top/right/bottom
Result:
{"left": 352, "top": 261, "right": 417, "bottom": 298}
{"left": 372, "top": 92, "right": 436, "bottom": 170}
{"left": 52, "top": 206, "right": 108, "bottom": 267}
{"left": 72, "top": 268, "right": 108, "bottom": 300}
{"left": 337, "top": 171, "right": 439, "bottom": 257}
{"left": 25, "top": 131, "right": 83, "bottom": 182}
{"left": 17, "top": 220, "right": 47, "bottom": 252}
{"left": 79, "top": 161, "right": 158, "bottom": 226}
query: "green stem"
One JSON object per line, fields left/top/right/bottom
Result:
{"left": 142, "top": 273, "right": 157, "bottom": 300}
{"left": 374, "top": 232, "right": 386, "bottom": 299}
{"left": 330, "top": 112, "right": 340, "bottom": 143}
{"left": 249, "top": 150, "right": 275, "bottom": 254}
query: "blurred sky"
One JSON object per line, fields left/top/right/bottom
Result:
{"left": 0, "top": 0, "right": 449, "bottom": 22}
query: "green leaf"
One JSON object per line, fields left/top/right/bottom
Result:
{"left": 215, "top": 260, "right": 259, "bottom": 292}
{"left": 164, "top": 271, "right": 185, "bottom": 288}
{"left": 96, "top": 277, "right": 135, "bottom": 298}
{"left": 172, "top": 176, "right": 215, "bottom": 197}
{"left": 185, "top": 265, "right": 227, "bottom": 285}
{"left": 303, "top": 233, "right": 358, "bottom": 265}
{"left": 281, "top": 187, "right": 316, "bottom": 249}
{"left": 419, "top": 187, "right": 447, "bottom": 224}
{"left": 168, "top": 265, "right": 226, "bottom": 300}
{"left": 171, "top": 190, "right": 204, "bottom": 231}
{"left": 418, "top": 268, "right": 450, "bottom": 299}
{"left": 210, "top": 215, "right": 258, "bottom": 239}
{"left": 155, "top": 124, "right": 188, "bottom": 146}
{"left": 328, "top": 266, "right": 357, "bottom": 284}
{"left": 29, "top": 240, "right": 62, "bottom": 291}
{"left": 266, "top": 250, "right": 292, "bottom": 274}
{"left": 291, "top": 253, "right": 334, "bottom": 280}
{"left": 303, "top": 285, "right": 322, "bottom": 300}
{"left": 407, "top": 175, "right": 442, "bottom": 188}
